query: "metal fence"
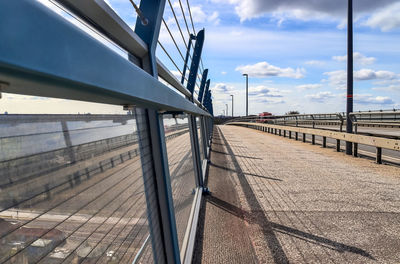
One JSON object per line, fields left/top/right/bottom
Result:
{"left": 229, "top": 110, "right": 400, "bottom": 133}
{"left": 0, "top": 1, "right": 213, "bottom": 263}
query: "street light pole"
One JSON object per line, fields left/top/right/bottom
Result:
{"left": 346, "top": 0, "right": 353, "bottom": 155}
{"left": 226, "top": 104, "right": 228, "bottom": 117}
{"left": 243, "top": 74, "right": 248, "bottom": 116}
{"left": 230, "top": 95, "right": 234, "bottom": 117}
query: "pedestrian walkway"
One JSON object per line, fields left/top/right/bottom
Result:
{"left": 193, "top": 125, "right": 400, "bottom": 264}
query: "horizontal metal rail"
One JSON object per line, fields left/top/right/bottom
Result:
{"left": 54, "top": 0, "right": 206, "bottom": 110}
{"left": 229, "top": 110, "right": 400, "bottom": 132}
{"left": 0, "top": 1, "right": 209, "bottom": 117}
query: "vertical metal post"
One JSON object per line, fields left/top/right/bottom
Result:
{"left": 243, "top": 74, "right": 249, "bottom": 116}
{"left": 134, "top": 1, "right": 181, "bottom": 263}
{"left": 346, "top": 0, "right": 354, "bottom": 155}
{"left": 200, "top": 116, "right": 208, "bottom": 158}
{"left": 202, "top": 79, "right": 210, "bottom": 104}
{"left": 353, "top": 143, "right": 358, "bottom": 157}
{"left": 188, "top": 116, "right": 203, "bottom": 187}
{"left": 230, "top": 94, "right": 234, "bottom": 117}
{"left": 312, "top": 135, "right": 315, "bottom": 145}
{"left": 226, "top": 104, "right": 228, "bottom": 117}
{"left": 289, "top": 131, "right": 292, "bottom": 139}
{"left": 376, "top": 147, "right": 382, "bottom": 164}
{"left": 186, "top": 29, "right": 205, "bottom": 95}
{"left": 198, "top": 69, "right": 208, "bottom": 102}
{"left": 323, "top": 137, "right": 327, "bottom": 148}
{"left": 303, "top": 133, "right": 306, "bottom": 143}
{"left": 184, "top": 30, "right": 206, "bottom": 190}
{"left": 295, "top": 132, "right": 298, "bottom": 140}
{"left": 336, "top": 140, "right": 341, "bottom": 152}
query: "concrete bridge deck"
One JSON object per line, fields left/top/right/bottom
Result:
{"left": 193, "top": 125, "right": 400, "bottom": 264}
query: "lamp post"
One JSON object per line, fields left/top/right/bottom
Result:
{"left": 226, "top": 104, "right": 228, "bottom": 117}
{"left": 243, "top": 74, "right": 248, "bottom": 116}
{"left": 230, "top": 95, "right": 234, "bottom": 117}
{"left": 346, "top": 0, "right": 353, "bottom": 155}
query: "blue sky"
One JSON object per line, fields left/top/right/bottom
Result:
{"left": 148, "top": 0, "right": 400, "bottom": 116}
{"left": 2, "top": 0, "right": 400, "bottom": 116}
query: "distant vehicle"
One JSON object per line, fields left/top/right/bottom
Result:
{"left": 257, "top": 112, "right": 273, "bottom": 123}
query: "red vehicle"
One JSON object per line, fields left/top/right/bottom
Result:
{"left": 257, "top": 112, "right": 273, "bottom": 123}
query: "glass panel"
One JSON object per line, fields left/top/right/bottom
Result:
{"left": 163, "top": 114, "right": 196, "bottom": 249}
{"left": 0, "top": 94, "right": 152, "bottom": 263}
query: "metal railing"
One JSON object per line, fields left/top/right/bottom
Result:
{"left": 228, "top": 110, "right": 400, "bottom": 134}
{"left": 226, "top": 110, "right": 400, "bottom": 165}
{"left": 0, "top": 1, "right": 213, "bottom": 263}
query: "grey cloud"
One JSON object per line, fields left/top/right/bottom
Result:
{"left": 233, "top": 0, "right": 399, "bottom": 21}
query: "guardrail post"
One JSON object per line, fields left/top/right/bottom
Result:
{"left": 186, "top": 29, "right": 205, "bottom": 95}
{"left": 283, "top": 130, "right": 286, "bottom": 137}
{"left": 336, "top": 140, "right": 341, "bottom": 152}
{"left": 376, "top": 147, "right": 382, "bottom": 164}
{"left": 279, "top": 129, "right": 282, "bottom": 136}
{"left": 302, "top": 133, "right": 306, "bottom": 143}
{"left": 312, "top": 135, "right": 315, "bottom": 145}
{"left": 353, "top": 143, "right": 358, "bottom": 157}
{"left": 322, "top": 137, "right": 327, "bottom": 148}
{"left": 134, "top": 1, "right": 181, "bottom": 263}
{"left": 295, "top": 132, "right": 298, "bottom": 140}
{"left": 289, "top": 131, "right": 292, "bottom": 139}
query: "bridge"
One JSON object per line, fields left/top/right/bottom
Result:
{"left": 0, "top": 1, "right": 400, "bottom": 264}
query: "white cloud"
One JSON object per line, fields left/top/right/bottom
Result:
{"left": 236, "top": 61, "right": 305, "bottom": 79}
{"left": 324, "top": 69, "right": 398, "bottom": 89}
{"left": 221, "top": 71, "right": 227, "bottom": 75}
{"left": 372, "top": 79, "right": 400, "bottom": 92}
{"left": 332, "top": 52, "right": 376, "bottom": 65}
{"left": 212, "top": 83, "right": 233, "bottom": 93}
{"left": 365, "top": 2, "right": 400, "bottom": 31}
{"left": 256, "top": 97, "right": 285, "bottom": 104}
{"left": 190, "top": 6, "right": 207, "bottom": 23}
{"left": 248, "top": 86, "right": 284, "bottom": 97}
{"left": 296, "top": 84, "right": 322, "bottom": 90}
{"left": 353, "top": 94, "right": 395, "bottom": 105}
{"left": 305, "top": 91, "right": 335, "bottom": 102}
{"left": 305, "top": 60, "right": 325, "bottom": 67}
{"left": 208, "top": 11, "right": 221, "bottom": 25}
{"left": 355, "top": 69, "right": 397, "bottom": 80}
{"left": 323, "top": 70, "right": 347, "bottom": 89}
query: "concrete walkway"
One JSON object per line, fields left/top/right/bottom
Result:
{"left": 193, "top": 125, "right": 400, "bottom": 264}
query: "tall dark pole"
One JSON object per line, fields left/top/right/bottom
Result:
{"left": 243, "top": 74, "right": 249, "bottom": 116}
{"left": 230, "top": 95, "right": 234, "bottom": 117}
{"left": 226, "top": 104, "right": 228, "bottom": 117}
{"left": 346, "top": 0, "right": 353, "bottom": 155}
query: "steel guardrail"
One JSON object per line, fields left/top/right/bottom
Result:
{"left": 227, "top": 121, "right": 400, "bottom": 164}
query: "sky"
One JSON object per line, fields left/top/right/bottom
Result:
{"left": 152, "top": 0, "right": 400, "bottom": 116}
{"left": 1, "top": 0, "right": 400, "bottom": 116}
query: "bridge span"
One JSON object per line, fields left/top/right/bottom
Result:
{"left": 193, "top": 125, "right": 400, "bottom": 264}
